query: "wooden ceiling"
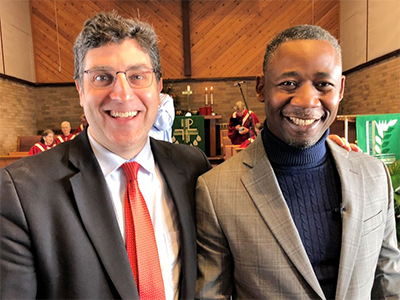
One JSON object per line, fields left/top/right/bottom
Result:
{"left": 30, "top": 0, "right": 339, "bottom": 83}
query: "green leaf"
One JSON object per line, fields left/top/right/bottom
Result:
{"left": 392, "top": 173, "right": 400, "bottom": 187}
{"left": 397, "top": 221, "right": 400, "bottom": 246}
{"left": 386, "top": 127, "right": 394, "bottom": 133}
{"left": 384, "top": 134, "right": 392, "bottom": 140}
{"left": 390, "top": 159, "right": 400, "bottom": 246}
{"left": 388, "top": 160, "right": 400, "bottom": 176}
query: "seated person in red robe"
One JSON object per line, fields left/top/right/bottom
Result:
{"left": 29, "top": 129, "right": 57, "bottom": 155}
{"left": 56, "top": 121, "right": 76, "bottom": 144}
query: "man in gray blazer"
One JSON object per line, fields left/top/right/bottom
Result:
{"left": 196, "top": 25, "right": 400, "bottom": 299}
{"left": 0, "top": 12, "right": 211, "bottom": 299}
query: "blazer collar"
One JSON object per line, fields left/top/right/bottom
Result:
{"left": 241, "top": 137, "right": 325, "bottom": 298}
{"left": 68, "top": 129, "right": 139, "bottom": 299}
{"left": 326, "top": 139, "right": 365, "bottom": 299}
{"left": 150, "top": 138, "right": 197, "bottom": 298}
{"left": 242, "top": 138, "right": 365, "bottom": 299}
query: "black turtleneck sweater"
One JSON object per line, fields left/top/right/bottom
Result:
{"left": 262, "top": 122, "right": 342, "bottom": 300}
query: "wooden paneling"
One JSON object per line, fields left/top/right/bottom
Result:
{"left": 30, "top": 0, "right": 183, "bottom": 83}
{"left": 190, "top": 0, "right": 339, "bottom": 78}
{"left": 29, "top": 0, "right": 339, "bottom": 83}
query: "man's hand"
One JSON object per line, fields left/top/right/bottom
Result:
{"left": 239, "top": 127, "right": 249, "bottom": 135}
{"left": 328, "top": 134, "right": 362, "bottom": 152}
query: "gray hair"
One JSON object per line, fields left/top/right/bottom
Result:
{"left": 234, "top": 101, "right": 245, "bottom": 112}
{"left": 263, "top": 25, "right": 341, "bottom": 73}
{"left": 73, "top": 11, "right": 162, "bottom": 86}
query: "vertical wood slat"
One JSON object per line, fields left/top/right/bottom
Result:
{"left": 182, "top": 0, "right": 192, "bottom": 77}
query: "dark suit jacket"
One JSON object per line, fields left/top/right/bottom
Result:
{"left": 0, "top": 129, "right": 212, "bottom": 299}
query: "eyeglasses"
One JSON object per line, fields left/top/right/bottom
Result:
{"left": 83, "top": 68, "right": 156, "bottom": 89}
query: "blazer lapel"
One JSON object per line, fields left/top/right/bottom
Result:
{"left": 241, "top": 138, "right": 325, "bottom": 299}
{"left": 150, "top": 139, "right": 197, "bottom": 298}
{"left": 68, "top": 131, "right": 138, "bottom": 299}
{"left": 327, "top": 140, "right": 365, "bottom": 299}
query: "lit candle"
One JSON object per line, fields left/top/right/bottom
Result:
{"left": 205, "top": 87, "right": 208, "bottom": 106}
{"left": 187, "top": 85, "right": 190, "bottom": 91}
{"left": 210, "top": 86, "right": 214, "bottom": 105}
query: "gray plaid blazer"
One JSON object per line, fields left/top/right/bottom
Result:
{"left": 196, "top": 136, "right": 400, "bottom": 299}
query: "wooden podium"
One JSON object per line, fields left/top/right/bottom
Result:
{"left": 204, "top": 115, "right": 222, "bottom": 157}
{"left": 330, "top": 115, "right": 357, "bottom": 143}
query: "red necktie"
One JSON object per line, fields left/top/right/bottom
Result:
{"left": 122, "top": 162, "right": 165, "bottom": 300}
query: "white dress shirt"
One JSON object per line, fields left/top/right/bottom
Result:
{"left": 88, "top": 132, "right": 180, "bottom": 300}
{"left": 149, "top": 93, "right": 175, "bottom": 142}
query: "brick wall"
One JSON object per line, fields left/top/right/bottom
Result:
{"left": 35, "top": 85, "right": 82, "bottom": 131}
{"left": 0, "top": 77, "right": 37, "bottom": 155}
{"left": 340, "top": 56, "right": 400, "bottom": 115}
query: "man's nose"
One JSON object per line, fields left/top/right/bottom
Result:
{"left": 291, "top": 83, "right": 321, "bottom": 108}
{"left": 110, "top": 72, "right": 134, "bottom": 101}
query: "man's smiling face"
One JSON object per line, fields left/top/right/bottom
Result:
{"left": 258, "top": 39, "right": 345, "bottom": 148}
{"left": 75, "top": 39, "right": 162, "bottom": 159}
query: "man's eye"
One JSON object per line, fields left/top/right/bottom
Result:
{"left": 316, "top": 82, "right": 333, "bottom": 90}
{"left": 94, "top": 73, "right": 113, "bottom": 83}
{"left": 281, "top": 81, "right": 296, "bottom": 86}
{"left": 129, "top": 73, "right": 146, "bottom": 81}
{"left": 279, "top": 81, "right": 297, "bottom": 90}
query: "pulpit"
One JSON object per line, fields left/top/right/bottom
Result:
{"left": 204, "top": 115, "right": 222, "bottom": 157}
{"left": 331, "top": 114, "right": 400, "bottom": 165}
{"left": 172, "top": 114, "right": 222, "bottom": 157}
{"left": 356, "top": 113, "right": 400, "bottom": 165}
{"left": 172, "top": 115, "right": 205, "bottom": 152}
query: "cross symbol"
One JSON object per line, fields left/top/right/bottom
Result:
{"left": 182, "top": 85, "right": 193, "bottom": 113}
{"left": 173, "top": 117, "right": 199, "bottom": 144}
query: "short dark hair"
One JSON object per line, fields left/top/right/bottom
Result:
{"left": 73, "top": 11, "right": 162, "bottom": 86}
{"left": 263, "top": 25, "right": 341, "bottom": 73}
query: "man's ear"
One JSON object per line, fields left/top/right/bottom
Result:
{"left": 75, "top": 80, "right": 84, "bottom": 108}
{"left": 157, "top": 78, "right": 163, "bottom": 105}
{"left": 158, "top": 78, "right": 163, "bottom": 93}
{"left": 256, "top": 74, "right": 265, "bottom": 103}
{"left": 339, "top": 75, "right": 345, "bottom": 102}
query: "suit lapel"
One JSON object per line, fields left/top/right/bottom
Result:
{"left": 151, "top": 139, "right": 197, "bottom": 298}
{"left": 241, "top": 138, "right": 325, "bottom": 299}
{"left": 327, "top": 140, "right": 365, "bottom": 299}
{"left": 68, "top": 131, "right": 138, "bottom": 299}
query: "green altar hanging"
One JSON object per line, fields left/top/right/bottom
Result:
{"left": 172, "top": 115, "right": 205, "bottom": 152}
{"left": 356, "top": 113, "right": 400, "bottom": 165}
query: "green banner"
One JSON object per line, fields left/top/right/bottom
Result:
{"left": 172, "top": 115, "right": 205, "bottom": 152}
{"left": 356, "top": 113, "right": 400, "bottom": 165}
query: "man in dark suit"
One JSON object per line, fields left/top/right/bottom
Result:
{"left": 1, "top": 12, "right": 211, "bottom": 299}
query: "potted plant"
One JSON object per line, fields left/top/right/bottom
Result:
{"left": 388, "top": 159, "right": 400, "bottom": 244}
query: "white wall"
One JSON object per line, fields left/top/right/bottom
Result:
{"left": 341, "top": 0, "right": 400, "bottom": 71}
{"left": 0, "top": 0, "right": 35, "bottom": 82}
{"left": 368, "top": 0, "right": 400, "bottom": 60}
